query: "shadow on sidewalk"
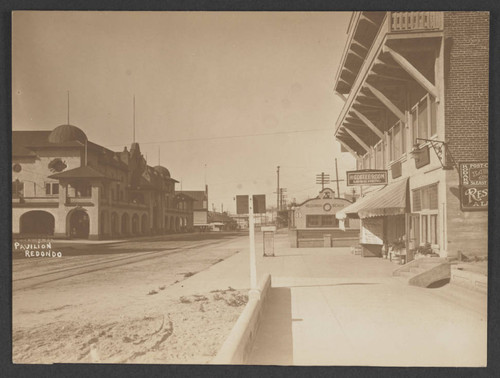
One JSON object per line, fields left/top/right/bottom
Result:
{"left": 282, "top": 282, "right": 380, "bottom": 289}
{"left": 247, "top": 287, "right": 293, "bottom": 365}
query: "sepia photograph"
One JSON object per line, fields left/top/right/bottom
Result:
{"left": 11, "top": 10, "right": 489, "bottom": 366}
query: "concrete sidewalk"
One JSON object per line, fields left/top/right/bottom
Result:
{"left": 167, "top": 231, "right": 487, "bottom": 366}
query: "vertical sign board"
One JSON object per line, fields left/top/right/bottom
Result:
{"left": 236, "top": 195, "right": 249, "bottom": 215}
{"left": 236, "top": 195, "right": 266, "bottom": 214}
{"left": 459, "top": 162, "right": 488, "bottom": 211}
{"left": 252, "top": 194, "right": 266, "bottom": 214}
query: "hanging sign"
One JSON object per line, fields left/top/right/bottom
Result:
{"left": 459, "top": 162, "right": 488, "bottom": 211}
{"left": 346, "top": 170, "right": 388, "bottom": 186}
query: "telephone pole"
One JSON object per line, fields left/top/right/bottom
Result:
{"left": 316, "top": 172, "right": 330, "bottom": 191}
{"left": 276, "top": 166, "right": 280, "bottom": 210}
{"left": 335, "top": 158, "right": 340, "bottom": 198}
{"left": 280, "top": 188, "right": 287, "bottom": 210}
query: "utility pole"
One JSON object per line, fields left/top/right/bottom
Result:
{"left": 316, "top": 172, "right": 330, "bottom": 191}
{"left": 280, "top": 188, "right": 287, "bottom": 210}
{"left": 335, "top": 158, "right": 340, "bottom": 198}
{"left": 248, "top": 194, "right": 259, "bottom": 299}
{"left": 276, "top": 166, "right": 280, "bottom": 211}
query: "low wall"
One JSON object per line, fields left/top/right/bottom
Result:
{"left": 450, "top": 266, "right": 487, "bottom": 294}
{"left": 289, "top": 228, "right": 359, "bottom": 248}
{"left": 211, "top": 274, "right": 272, "bottom": 365}
{"left": 409, "top": 263, "right": 451, "bottom": 288}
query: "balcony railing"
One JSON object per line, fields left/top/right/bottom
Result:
{"left": 389, "top": 12, "right": 443, "bottom": 32}
{"left": 66, "top": 196, "right": 94, "bottom": 205}
{"left": 12, "top": 196, "right": 59, "bottom": 204}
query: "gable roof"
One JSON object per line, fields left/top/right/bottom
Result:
{"left": 12, "top": 131, "right": 51, "bottom": 157}
{"left": 47, "top": 165, "right": 113, "bottom": 180}
{"left": 177, "top": 190, "right": 207, "bottom": 210}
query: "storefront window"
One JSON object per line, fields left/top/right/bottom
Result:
{"left": 413, "top": 183, "right": 439, "bottom": 246}
{"left": 421, "top": 214, "right": 428, "bottom": 243}
{"left": 418, "top": 99, "right": 428, "bottom": 139}
{"left": 362, "top": 153, "right": 370, "bottom": 169}
{"left": 322, "top": 215, "right": 335, "bottom": 227}
{"left": 388, "top": 121, "right": 406, "bottom": 162}
{"left": 306, "top": 215, "right": 320, "bottom": 227}
{"left": 375, "top": 142, "right": 383, "bottom": 169}
{"left": 430, "top": 214, "right": 438, "bottom": 244}
{"left": 412, "top": 94, "right": 437, "bottom": 144}
{"left": 306, "top": 215, "right": 338, "bottom": 228}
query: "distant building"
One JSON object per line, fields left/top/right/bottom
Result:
{"left": 12, "top": 124, "right": 194, "bottom": 240}
{"left": 333, "top": 12, "right": 488, "bottom": 259}
{"left": 207, "top": 211, "right": 237, "bottom": 231}
{"left": 289, "top": 188, "right": 360, "bottom": 248}
{"left": 177, "top": 186, "right": 209, "bottom": 230}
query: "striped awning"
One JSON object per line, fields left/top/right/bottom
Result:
{"left": 336, "top": 178, "right": 409, "bottom": 220}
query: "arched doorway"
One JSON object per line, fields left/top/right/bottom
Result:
{"left": 111, "top": 212, "right": 119, "bottom": 236}
{"left": 121, "top": 213, "right": 130, "bottom": 235}
{"left": 69, "top": 210, "right": 90, "bottom": 239}
{"left": 132, "top": 214, "right": 140, "bottom": 235}
{"left": 170, "top": 216, "right": 175, "bottom": 232}
{"left": 141, "top": 214, "right": 148, "bottom": 235}
{"left": 20, "top": 211, "right": 55, "bottom": 236}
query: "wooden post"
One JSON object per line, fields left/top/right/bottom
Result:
{"left": 248, "top": 195, "right": 259, "bottom": 299}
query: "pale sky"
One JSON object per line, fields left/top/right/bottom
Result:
{"left": 12, "top": 11, "right": 356, "bottom": 213}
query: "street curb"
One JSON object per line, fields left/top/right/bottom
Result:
{"left": 211, "top": 274, "right": 272, "bottom": 365}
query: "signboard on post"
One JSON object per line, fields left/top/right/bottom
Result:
{"left": 346, "top": 170, "right": 388, "bottom": 186}
{"left": 459, "top": 162, "right": 488, "bottom": 211}
{"left": 236, "top": 194, "right": 266, "bottom": 214}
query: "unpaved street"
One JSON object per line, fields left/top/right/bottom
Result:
{"left": 12, "top": 232, "right": 249, "bottom": 364}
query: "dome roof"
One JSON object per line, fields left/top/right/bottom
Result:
{"left": 48, "top": 124, "right": 88, "bottom": 144}
{"left": 154, "top": 165, "right": 171, "bottom": 178}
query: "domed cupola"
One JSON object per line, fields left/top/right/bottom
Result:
{"left": 48, "top": 124, "right": 88, "bottom": 144}
{"left": 154, "top": 165, "right": 171, "bottom": 178}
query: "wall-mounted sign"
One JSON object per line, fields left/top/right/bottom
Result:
{"left": 414, "top": 145, "right": 430, "bottom": 169}
{"left": 346, "top": 170, "right": 388, "bottom": 186}
{"left": 459, "top": 162, "right": 488, "bottom": 211}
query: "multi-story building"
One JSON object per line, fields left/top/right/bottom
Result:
{"left": 333, "top": 12, "right": 488, "bottom": 259}
{"left": 12, "top": 124, "right": 194, "bottom": 240}
{"left": 177, "top": 186, "right": 209, "bottom": 230}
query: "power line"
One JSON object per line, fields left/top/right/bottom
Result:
{"left": 103, "top": 127, "right": 331, "bottom": 148}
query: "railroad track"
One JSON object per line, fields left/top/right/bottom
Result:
{"left": 13, "top": 237, "right": 239, "bottom": 291}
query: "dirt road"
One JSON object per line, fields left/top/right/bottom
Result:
{"left": 12, "top": 232, "right": 249, "bottom": 364}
